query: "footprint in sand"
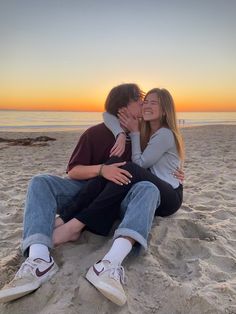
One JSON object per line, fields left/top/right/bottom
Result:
{"left": 177, "top": 219, "right": 217, "bottom": 241}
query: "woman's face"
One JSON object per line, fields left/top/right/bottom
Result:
{"left": 142, "top": 93, "right": 163, "bottom": 122}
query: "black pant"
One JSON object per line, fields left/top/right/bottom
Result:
{"left": 60, "top": 158, "right": 183, "bottom": 236}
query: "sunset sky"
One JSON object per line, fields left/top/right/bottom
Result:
{"left": 0, "top": 0, "right": 235, "bottom": 112}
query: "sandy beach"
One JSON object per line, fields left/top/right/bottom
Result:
{"left": 0, "top": 125, "right": 235, "bottom": 314}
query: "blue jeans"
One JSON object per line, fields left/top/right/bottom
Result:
{"left": 115, "top": 181, "right": 160, "bottom": 250}
{"left": 22, "top": 174, "right": 160, "bottom": 255}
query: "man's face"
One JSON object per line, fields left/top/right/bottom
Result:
{"left": 126, "top": 98, "right": 143, "bottom": 118}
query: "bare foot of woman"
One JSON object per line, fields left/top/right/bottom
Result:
{"left": 54, "top": 216, "right": 65, "bottom": 228}
{"left": 53, "top": 218, "right": 85, "bottom": 246}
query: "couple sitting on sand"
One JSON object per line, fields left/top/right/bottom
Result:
{"left": 0, "top": 83, "right": 184, "bottom": 306}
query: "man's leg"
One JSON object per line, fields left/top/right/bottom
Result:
{"left": 114, "top": 181, "right": 160, "bottom": 250}
{"left": 22, "top": 174, "right": 85, "bottom": 255}
{"left": 86, "top": 181, "right": 159, "bottom": 306}
{"left": 0, "top": 174, "right": 85, "bottom": 303}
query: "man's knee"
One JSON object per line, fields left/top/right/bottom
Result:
{"left": 132, "top": 181, "right": 158, "bottom": 192}
{"left": 130, "top": 181, "right": 160, "bottom": 204}
{"left": 29, "top": 174, "right": 53, "bottom": 189}
{"left": 120, "top": 181, "right": 159, "bottom": 218}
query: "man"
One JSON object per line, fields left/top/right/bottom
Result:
{"left": 0, "top": 83, "right": 182, "bottom": 306}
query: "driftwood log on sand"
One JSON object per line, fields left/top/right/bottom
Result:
{"left": 0, "top": 136, "right": 56, "bottom": 147}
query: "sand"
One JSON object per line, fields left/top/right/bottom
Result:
{"left": 0, "top": 125, "right": 235, "bottom": 314}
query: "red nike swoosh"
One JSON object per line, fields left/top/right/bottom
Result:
{"left": 35, "top": 263, "right": 54, "bottom": 277}
{"left": 93, "top": 265, "right": 104, "bottom": 276}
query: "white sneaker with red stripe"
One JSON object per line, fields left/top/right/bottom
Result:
{"left": 86, "top": 260, "right": 127, "bottom": 306}
{"left": 0, "top": 256, "right": 58, "bottom": 303}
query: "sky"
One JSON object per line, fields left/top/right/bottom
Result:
{"left": 0, "top": 0, "right": 235, "bottom": 112}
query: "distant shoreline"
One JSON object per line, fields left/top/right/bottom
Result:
{"left": 1, "top": 122, "right": 236, "bottom": 133}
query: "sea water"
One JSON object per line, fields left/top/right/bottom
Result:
{"left": 0, "top": 110, "right": 235, "bottom": 132}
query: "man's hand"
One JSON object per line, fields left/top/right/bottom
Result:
{"left": 101, "top": 162, "right": 132, "bottom": 185}
{"left": 173, "top": 168, "right": 185, "bottom": 184}
{"left": 118, "top": 108, "right": 139, "bottom": 132}
{"left": 109, "top": 133, "right": 126, "bottom": 157}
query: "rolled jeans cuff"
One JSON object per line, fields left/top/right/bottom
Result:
{"left": 113, "top": 227, "right": 147, "bottom": 250}
{"left": 21, "top": 233, "right": 53, "bottom": 256}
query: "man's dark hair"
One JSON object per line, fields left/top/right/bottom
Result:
{"left": 105, "top": 83, "right": 144, "bottom": 116}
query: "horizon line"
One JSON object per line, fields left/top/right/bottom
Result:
{"left": 1, "top": 109, "right": 236, "bottom": 113}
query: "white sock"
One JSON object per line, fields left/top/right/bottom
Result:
{"left": 102, "top": 237, "right": 132, "bottom": 266}
{"left": 29, "top": 244, "right": 50, "bottom": 262}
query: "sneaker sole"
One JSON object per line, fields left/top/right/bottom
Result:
{"left": 0, "top": 263, "right": 59, "bottom": 303}
{"left": 0, "top": 282, "right": 40, "bottom": 303}
{"left": 85, "top": 266, "right": 127, "bottom": 306}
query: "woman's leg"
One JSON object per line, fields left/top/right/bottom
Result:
{"left": 58, "top": 156, "right": 124, "bottom": 223}
{"left": 155, "top": 183, "right": 183, "bottom": 217}
{"left": 74, "top": 162, "right": 182, "bottom": 235}
{"left": 53, "top": 180, "right": 157, "bottom": 246}
{"left": 54, "top": 216, "right": 64, "bottom": 228}
{"left": 59, "top": 176, "right": 107, "bottom": 223}
{"left": 55, "top": 161, "right": 182, "bottom": 243}
{"left": 53, "top": 157, "right": 127, "bottom": 244}
{"left": 52, "top": 176, "right": 108, "bottom": 245}
{"left": 53, "top": 218, "right": 85, "bottom": 246}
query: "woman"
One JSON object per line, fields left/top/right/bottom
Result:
{"left": 53, "top": 88, "right": 184, "bottom": 244}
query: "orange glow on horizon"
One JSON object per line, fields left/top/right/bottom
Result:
{"left": 0, "top": 99, "right": 235, "bottom": 112}
{"left": 175, "top": 102, "right": 236, "bottom": 112}
{"left": 0, "top": 97, "right": 104, "bottom": 112}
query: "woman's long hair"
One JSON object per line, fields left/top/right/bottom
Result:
{"left": 140, "top": 88, "right": 185, "bottom": 163}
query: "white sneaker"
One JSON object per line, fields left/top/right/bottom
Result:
{"left": 86, "top": 260, "right": 127, "bottom": 306}
{"left": 0, "top": 256, "right": 58, "bottom": 303}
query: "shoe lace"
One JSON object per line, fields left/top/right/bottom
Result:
{"left": 109, "top": 265, "right": 126, "bottom": 284}
{"left": 15, "top": 259, "right": 38, "bottom": 279}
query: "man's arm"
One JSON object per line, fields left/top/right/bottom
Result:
{"left": 68, "top": 163, "right": 132, "bottom": 185}
{"left": 68, "top": 164, "right": 101, "bottom": 180}
{"left": 67, "top": 125, "right": 131, "bottom": 184}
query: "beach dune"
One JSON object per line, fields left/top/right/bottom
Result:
{"left": 0, "top": 125, "right": 236, "bottom": 314}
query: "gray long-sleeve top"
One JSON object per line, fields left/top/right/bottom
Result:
{"left": 103, "top": 112, "right": 180, "bottom": 188}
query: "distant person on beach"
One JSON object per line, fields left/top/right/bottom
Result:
{"left": 0, "top": 83, "right": 184, "bottom": 306}
{"left": 52, "top": 87, "right": 185, "bottom": 304}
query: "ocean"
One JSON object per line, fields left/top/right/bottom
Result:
{"left": 0, "top": 110, "right": 236, "bottom": 132}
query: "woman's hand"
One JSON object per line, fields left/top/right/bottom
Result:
{"left": 118, "top": 108, "right": 139, "bottom": 132}
{"left": 109, "top": 132, "right": 126, "bottom": 157}
{"left": 173, "top": 168, "right": 185, "bottom": 184}
{"left": 101, "top": 161, "right": 132, "bottom": 185}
